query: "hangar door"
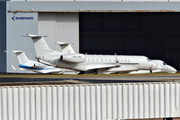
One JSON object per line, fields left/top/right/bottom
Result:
{"left": 38, "top": 13, "right": 79, "bottom": 53}
{"left": 80, "top": 12, "right": 180, "bottom": 70}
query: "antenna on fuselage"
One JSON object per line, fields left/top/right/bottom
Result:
{"left": 115, "top": 53, "right": 120, "bottom": 67}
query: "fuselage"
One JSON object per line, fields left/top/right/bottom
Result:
{"left": 19, "top": 62, "right": 62, "bottom": 74}
{"left": 38, "top": 53, "right": 161, "bottom": 72}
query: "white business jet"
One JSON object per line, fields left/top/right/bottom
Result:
{"left": 13, "top": 51, "right": 79, "bottom": 74}
{"left": 57, "top": 43, "right": 177, "bottom": 74}
{"left": 27, "top": 34, "right": 162, "bottom": 74}
{"left": 129, "top": 60, "right": 177, "bottom": 74}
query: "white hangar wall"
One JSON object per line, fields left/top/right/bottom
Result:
{"left": 6, "top": 12, "right": 38, "bottom": 73}
{"left": 0, "top": 82, "right": 180, "bottom": 120}
{"left": 38, "top": 13, "right": 79, "bottom": 53}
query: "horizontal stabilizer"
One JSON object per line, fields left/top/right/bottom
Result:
{"left": 57, "top": 42, "right": 72, "bottom": 45}
{"left": 27, "top": 34, "right": 47, "bottom": 38}
{"left": 12, "top": 50, "right": 23, "bottom": 54}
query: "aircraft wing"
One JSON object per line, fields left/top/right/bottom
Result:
{"left": 107, "top": 65, "right": 139, "bottom": 74}
{"left": 35, "top": 69, "right": 63, "bottom": 74}
{"left": 37, "top": 59, "right": 57, "bottom": 67}
{"left": 128, "top": 69, "right": 161, "bottom": 74}
{"left": 19, "top": 63, "right": 46, "bottom": 68}
{"left": 19, "top": 64, "right": 62, "bottom": 74}
{"left": 80, "top": 64, "right": 119, "bottom": 71}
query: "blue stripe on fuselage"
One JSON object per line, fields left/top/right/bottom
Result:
{"left": 19, "top": 64, "right": 54, "bottom": 70}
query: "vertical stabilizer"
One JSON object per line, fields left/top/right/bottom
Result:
{"left": 57, "top": 42, "right": 75, "bottom": 53}
{"left": 13, "top": 51, "right": 30, "bottom": 64}
{"left": 27, "top": 34, "right": 54, "bottom": 56}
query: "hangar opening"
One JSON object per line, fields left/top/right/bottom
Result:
{"left": 79, "top": 12, "right": 180, "bottom": 70}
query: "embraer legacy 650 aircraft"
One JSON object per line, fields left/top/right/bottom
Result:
{"left": 13, "top": 51, "right": 79, "bottom": 74}
{"left": 58, "top": 42, "right": 177, "bottom": 74}
{"left": 27, "top": 34, "right": 162, "bottom": 74}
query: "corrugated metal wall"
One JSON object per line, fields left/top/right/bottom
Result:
{"left": 0, "top": 82, "right": 180, "bottom": 120}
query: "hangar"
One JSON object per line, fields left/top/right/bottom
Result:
{"left": 0, "top": 0, "right": 180, "bottom": 73}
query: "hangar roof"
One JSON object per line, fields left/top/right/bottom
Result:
{"left": 6, "top": 1, "right": 180, "bottom": 12}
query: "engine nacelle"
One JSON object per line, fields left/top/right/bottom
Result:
{"left": 33, "top": 63, "right": 46, "bottom": 68}
{"left": 60, "top": 53, "right": 86, "bottom": 63}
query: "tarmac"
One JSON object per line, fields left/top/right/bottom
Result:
{"left": 0, "top": 74, "right": 179, "bottom": 85}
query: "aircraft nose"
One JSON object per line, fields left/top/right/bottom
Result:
{"left": 151, "top": 62, "right": 162, "bottom": 70}
{"left": 167, "top": 65, "right": 177, "bottom": 73}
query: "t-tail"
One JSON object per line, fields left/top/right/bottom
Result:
{"left": 27, "top": 34, "right": 60, "bottom": 57}
{"left": 13, "top": 51, "right": 30, "bottom": 64}
{"left": 57, "top": 42, "right": 75, "bottom": 53}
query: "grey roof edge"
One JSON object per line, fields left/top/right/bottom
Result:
{"left": 6, "top": 1, "right": 180, "bottom": 12}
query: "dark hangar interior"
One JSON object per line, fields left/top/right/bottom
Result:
{"left": 80, "top": 12, "right": 180, "bottom": 70}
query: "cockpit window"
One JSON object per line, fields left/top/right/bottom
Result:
{"left": 147, "top": 58, "right": 151, "bottom": 62}
{"left": 163, "top": 62, "right": 167, "bottom": 65}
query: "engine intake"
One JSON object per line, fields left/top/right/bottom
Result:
{"left": 60, "top": 53, "right": 86, "bottom": 63}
